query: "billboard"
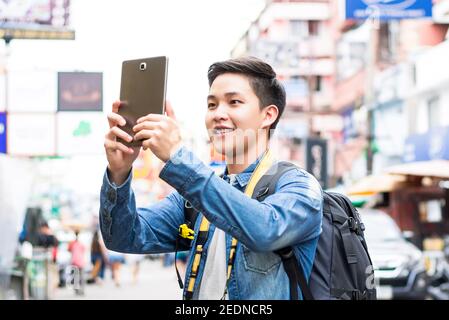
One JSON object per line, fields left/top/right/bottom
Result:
{"left": 56, "top": 112, "right": 107, "bottom": 156}
{"left": 345, "top": 0, "right": 433, "bottom": 20}
{"left": 0, "top": 0, "right": 74, "bottom": 40}
{"left": 8, "top": 69, "right": 57, "bottom": 112}
{"left": 0, "top": 112, "right": 6, "bottom": 153}
{"left": 7, "top": 113, "right": 56, "bottom": 156}
{"left": 58, "top": 72, "right": 103, "bottom": 111}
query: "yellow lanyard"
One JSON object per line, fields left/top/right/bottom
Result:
{"left": 185, "top": 149, "right": 275, "bottom": 300}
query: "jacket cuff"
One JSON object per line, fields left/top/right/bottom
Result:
{"left": 101, "top": 168, "right": 133, "bottom": 216}
{"left": 159, "top": 146, "right": 206, "bottom": 194}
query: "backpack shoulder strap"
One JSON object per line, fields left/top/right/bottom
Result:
{"left": 252, "top": 161, "right": 315, "bottom": 300}
{"left": 252, "top": 161, "right": 297, "bottom": 201}
{"left": 184, "top": 201, "right": 199, "bottom": 229}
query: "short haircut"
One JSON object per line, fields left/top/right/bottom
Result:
{"left": 208, "top": 56, "right": 286, "bottom": 135}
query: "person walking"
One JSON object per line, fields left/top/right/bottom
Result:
{"left": 68, "top": 230, "right": 86, "bottom": 295}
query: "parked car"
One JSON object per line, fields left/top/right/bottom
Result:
{"left": 360, "top": 208, "right": 428, "bottom": 299}
{"left": 427, "top": 236, "right": 449, "bottom": 300}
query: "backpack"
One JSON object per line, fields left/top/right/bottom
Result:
{"left": 177, "top": 161, "right": 377, "bottom": 300}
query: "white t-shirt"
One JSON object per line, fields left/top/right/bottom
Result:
{"left": 197, "top": 174, "right": 236, "bottom": 300}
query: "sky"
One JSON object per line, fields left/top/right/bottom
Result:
{"left": 2, "top": 0, "right": 266, "bottom": 138}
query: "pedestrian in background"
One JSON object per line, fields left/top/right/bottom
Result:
{"left": 68, "top": 230, "right": 86, "bottom": 295}
{"left": 125, "top": 253, "right": 145, "bottom": 285}
{"left": 88, "top": 229, "right": 108, "bottom": 284}
{"left": 108, "top": 250, "right": 125, "bottom": 287}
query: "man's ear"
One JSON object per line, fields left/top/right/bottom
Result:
{"left": 261, "top": 105, "right": 279, "bottom": 130}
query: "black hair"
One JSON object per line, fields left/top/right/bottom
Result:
{"left": 208, "top": 56, "right": 286, "bottom": 136}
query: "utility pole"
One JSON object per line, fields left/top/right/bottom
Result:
{"left": 365, "top": 11, "right": 380, "bottom": 176}
{"left": 307, "top": 34, "right": 316, "bottom": 137}
{"left": 2, "top": 35, "right": 13, "bottom": 113}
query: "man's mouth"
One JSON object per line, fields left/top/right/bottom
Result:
{"left": 213, "top": 128, "right": 235, "bottom": 136}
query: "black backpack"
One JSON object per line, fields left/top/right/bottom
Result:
{"left": 178, "top": 161, "right": 377, "bottom": 300}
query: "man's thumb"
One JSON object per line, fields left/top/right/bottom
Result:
{"left": 165, "top": 100, "right": 176, "bottom": 120}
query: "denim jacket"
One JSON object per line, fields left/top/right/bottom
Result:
{"left": 99, "top": 147, "right": 323, "bottom": 299}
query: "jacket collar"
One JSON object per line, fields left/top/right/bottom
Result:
{"left": 222, "top": 151, "right": 267, "bottom": 188}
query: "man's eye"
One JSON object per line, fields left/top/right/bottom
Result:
{"left": 207, "top": 103, "right": 216, "bottom": 109}
{"left": 230, "top": 100, "right": 242, "bottom": 105}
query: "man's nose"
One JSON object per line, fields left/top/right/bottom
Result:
{"left": 212, "top": 104, "right": 229, "bottom": 122}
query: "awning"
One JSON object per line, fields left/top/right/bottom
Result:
{"left": 347, "top": 174, "right": 408, "bottom": 196}
{"left": 385, "top": 160, "right": 449, "bottom": 179}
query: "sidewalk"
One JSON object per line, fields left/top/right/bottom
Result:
{"left": 53, "top": 258, "right": 182, "bottom": 300}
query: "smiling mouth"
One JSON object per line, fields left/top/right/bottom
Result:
{"left": 213, "top": 128, "right": 235, "bottom": 136}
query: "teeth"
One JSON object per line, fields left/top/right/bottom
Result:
{"left": 214, "top": 128, "right": 234, "bottom": 134}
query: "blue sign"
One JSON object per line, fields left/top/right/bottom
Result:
{"left": 403, "top": 126, "right": 449, "bottom": 162}
{"left": 0, "top": 112, "right": 6, "bottom": 154}
{"left": 346, "top": 0, "right": 433, "bottom": 20}
{"left": 342, "top": 107, "right": 356, "bottom": 143}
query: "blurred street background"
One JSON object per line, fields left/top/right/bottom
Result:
{"left": 53, "top": 257, "right": 182, "bottom": 300}
{"left": 1, "top": 0, "right": 449, "bottom": 300}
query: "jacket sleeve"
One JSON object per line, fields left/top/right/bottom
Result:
{"left": 99, "top": 168, "right": 185, "bottom": 254}
{"left": 159, "top": 147, "right": 323, "bottom": 252}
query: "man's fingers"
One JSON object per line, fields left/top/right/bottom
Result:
{"left": 165, "top": 100, "right": 176, "bottom": 120}
{"left": 104, "top": 139, "right": 118, "bottom": 152}
{"left": 111, "top": 126, "right": 133, "bottom": 142}
{"left": 137, "top": 113, "right": 165, "bottom": 124}
{"left": 112, "top": 100, "right": 121, "bottom": 113}
{"left": 105, "top": 129, "right": 116, "bottom": 141}
{"left": 133, "top": 129, "right": 155, "bottom": 142}
{"left": 133, "top": 121, "right": 158, "bottom": 133}
{"left": 104, "top": 139, "right": 134, "bottom": 154}
{"left": 105, "top": 127, "right": 133, "bottom": 142}
{"left": 107, "top": 112, "right": 126, "bottom": 128}
{"left": 142, "top": 139, "right": 154, "bottom": 151}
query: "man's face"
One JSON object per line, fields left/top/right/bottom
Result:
{"left": 205, "top": 73, "right": 267, "bottom": 160}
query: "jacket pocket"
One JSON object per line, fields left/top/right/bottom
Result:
{"left": 242, "top": 245, "right": 282, "bottom": 274}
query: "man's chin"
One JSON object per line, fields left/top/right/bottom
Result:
{"left": 212, "top": 145, "right": 246, "bottom": 160}
{"left": 213, "top": 147, "right": 232, "bottom": 158}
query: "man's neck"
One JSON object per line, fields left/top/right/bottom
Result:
{"left": 226, "top": 142, "right": 268, "bottom": 174}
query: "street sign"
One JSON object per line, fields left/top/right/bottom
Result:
{"left": 345, "top": 0, "right": 433, "bottom": 20}
{"left": 306, "top": 137, "right": 328, "bottom": 189}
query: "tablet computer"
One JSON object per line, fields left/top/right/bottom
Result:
{"left": 118, "top": 56, "right": 168, "bottom": 147}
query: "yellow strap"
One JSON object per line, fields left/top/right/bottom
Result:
{"left": 226, "top": 238, "right": 239, "bottom": 279}
{"left": 186, "top": 216, "right": 210, "bottom": 293}
{"left": 224, "top": 149, "right": 275, "bottom": 280}
{"left": 244, "top": 149, "right": 275, "bottom": 197}
{"left": 186, "top": 149, "right": 275, "bottom": 297}
{"left": 199, "top": 215, "right": 210, "bottom": 232}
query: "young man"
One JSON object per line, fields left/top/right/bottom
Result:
{"left": 100, "top": 56, "right": 323, "bottom": 299}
